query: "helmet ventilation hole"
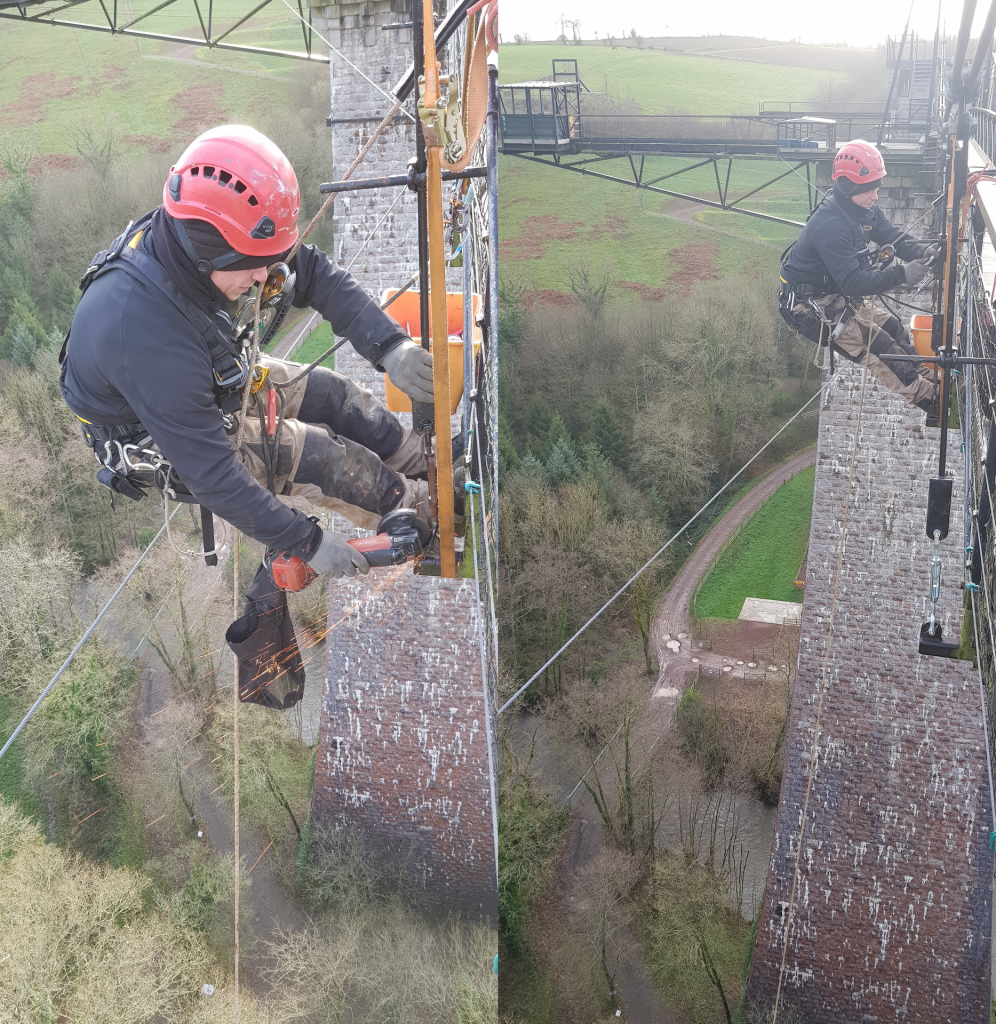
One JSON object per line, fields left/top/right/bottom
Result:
{"left": 247, "top": 195, "right": 259, "bottom": 207}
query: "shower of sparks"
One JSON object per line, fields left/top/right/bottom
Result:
{"left": 77, "top": 805, "right": 110, "bottom": 825}
{"left": 247, "top": 840, "right": 273, "bottom": 874}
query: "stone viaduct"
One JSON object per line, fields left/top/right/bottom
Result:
{"left": 746, "top": 340, "right": 995, "bottom": 1011}
{"left": 305, "top": 0, "right": 496, "bottom": 915}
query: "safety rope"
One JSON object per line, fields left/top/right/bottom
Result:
{"left": 467, "top": 481, "right": 500, "bottom": 888}
{"left": 232, "top": 531, "right": 241, "bottom": 1015}
{"left": 0, "top": 503, "right": 183, "bottom": 764}
{"left": 470, "top": 402, "right": 499, "bottom": 674}
{"left": 496, "top": 369, "right": 846, "bottom": 717}
{"left": 770, "top": 306, "right": 880, "bottom": 1024}
{"left": 971, "top": 574, "right": 996, "bottom": 839}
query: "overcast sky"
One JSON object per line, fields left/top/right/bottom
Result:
{"left": 502, "top": 0, "right": 987, "bottom": 49}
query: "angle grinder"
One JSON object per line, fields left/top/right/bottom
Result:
{"left": 266, "top": 508, "right": 432, "bottom": 592}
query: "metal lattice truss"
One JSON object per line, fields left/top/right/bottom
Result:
{"left": 0, "top": 0, "right": 327, "bottom": 63}
{"left": 508, "top": 150, "right": 816, "bottom": 227}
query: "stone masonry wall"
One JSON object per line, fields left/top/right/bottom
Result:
{"left": 746, "top": 362, "right": 994, "bottom": 1020}
{"left": 309, "top": 1, "right": 496, "bottom": 914}
{"left": 311, "top": 573, "right": 495, "bottom": 913}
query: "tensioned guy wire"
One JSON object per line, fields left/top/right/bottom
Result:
{"left": 0, "top": 503, "right": 184, "bottom": 763}
{"left": 496, "top": 368, "right": 847, "bottom": 716}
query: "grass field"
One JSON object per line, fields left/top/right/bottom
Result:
{"left": 0, "top": 5, "right": 304, "bottom": 158}
{"left": 694, "top": 465, "right": 815, "bottom": 619}
{"left": 498, "top": 43, "right": 837, "bottom": 297}
{"left": 501, "top": 44, "right": 831, "bottom": 115}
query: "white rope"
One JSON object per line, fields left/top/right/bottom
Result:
{"left": 0, "top": 503, "right": 183, "bottom": 762}
{"left": 497, "top": 369, "right": 846, "bottom": 717}
{"left": 470, "top": 402, "right": 499, "bottom": 675}
{"left": 467, "top": 485, "right": 500, "bottom": 887}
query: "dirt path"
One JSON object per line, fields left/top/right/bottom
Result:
{"left": 650, "top": 448, "right": 816, "bottom": 700}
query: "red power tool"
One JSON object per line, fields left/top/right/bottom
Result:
{"left": 266, "top": 508, "right": 432, "bottom": 592}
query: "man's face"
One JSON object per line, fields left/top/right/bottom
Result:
{"left": 850, "top": 187, "right": 879, "bottom": 210}
{"left": 210, "top": 265, "right": 268, "bottom": 301}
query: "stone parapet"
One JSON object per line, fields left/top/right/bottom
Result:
{"left": 747, "top": 362, "right": 993, "bottom": 1021}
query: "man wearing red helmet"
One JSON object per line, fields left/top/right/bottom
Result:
{"left": 779, "top": 139, "right": 940, "bottom": 416}
{"left": 59, "top": 125, "right": 440, "bottom": 579}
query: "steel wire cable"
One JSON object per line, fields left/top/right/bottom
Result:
{"left": 278, "top": 0, "right": 416, "bottom": 119}
{"left": 0, "top": 503, "right": 184, "bottom": 763}
{"left": 496, "top": 368, "right": 847, "bottom": 717}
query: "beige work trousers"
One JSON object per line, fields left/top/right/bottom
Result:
{"left": 232, "top": 356, "right": 429, "bottom": 532}
{"left": 795, "top": 295, "right": 935, "bottom": 406}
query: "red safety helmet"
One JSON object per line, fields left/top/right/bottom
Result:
{"left": 832, "top": 140, "right": 886, "bottom": 185}
{"left": 163, "top": 125, "right": 300, "bottom": 271}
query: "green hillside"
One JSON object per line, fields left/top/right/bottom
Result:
{"left": 0, "top": 6, "right": 300, "bottom": 157}
{"left": 498, "top": 44, "right": 833, "bottom": 296}
{"left": 501, "top": 43, "right": 831, "bottom": 115}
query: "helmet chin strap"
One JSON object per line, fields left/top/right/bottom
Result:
{"left": 172, "top": 216, "right": 245, "bottom": 276}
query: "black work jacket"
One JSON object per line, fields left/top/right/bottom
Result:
{"left": 60, "top": 222, "right": 406, "bottom": 560}
{"left": 782, "top": 189, "right": 929, "bottom": 298}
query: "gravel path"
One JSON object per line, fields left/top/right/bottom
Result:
{"left": 650, "top": 447, "right": 816, "bottom": 701}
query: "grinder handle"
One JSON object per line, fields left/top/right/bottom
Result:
{"left": 348, "top": 533, "right": 395, "bottom": 567}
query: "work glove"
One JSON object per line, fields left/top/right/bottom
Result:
{"left": 921, "top": 242, "right": 942, "bottom": 266}
{"left": 308, "top": 530, "right": 370, "bottom": 579}
{"left": 903, "top": 258, "right": 932, "bottom": 287}
{"left": 382, "top": 339, "right": 434, "bottom": 403}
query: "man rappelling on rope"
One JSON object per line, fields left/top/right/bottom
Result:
{"left": 60, "top": 125, "right": 454, "bottom": 580}
{"left": 779, "top": 139, "right": 942, "bottom": 419}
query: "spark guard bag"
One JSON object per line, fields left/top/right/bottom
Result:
{"left": 225, "top": 562, "right": 305, "bottom": 710}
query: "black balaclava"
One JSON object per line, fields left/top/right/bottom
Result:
{"left": 147, "top": 208, "right": 284, "bottom": 310}
{"left": 833, "top": 175, "right": 882, "bottom": 199}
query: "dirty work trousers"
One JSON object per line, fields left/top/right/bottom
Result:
{"left": 781, "top": 294, "right": 934, "bottom": 407}
{"left": 233, "top": 356, "right": 429, "bottom": 531}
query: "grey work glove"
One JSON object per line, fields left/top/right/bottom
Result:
{"left": 922, "top": 242, "right": 942, "bottom": 264}
{"left": 903, "top": 258, "right": 932, "bottom": 287}
{"left": 308, "top": 529, "right": 370, "bottom": 579}
{"left": 382, "top": 339, "right": 434, "bottom": 403}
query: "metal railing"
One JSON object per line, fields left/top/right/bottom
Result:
{"left": 958, "top": 214, "right": 996, "bottom": 814}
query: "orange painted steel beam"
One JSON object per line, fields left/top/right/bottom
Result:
{"left": 423, "top": 0, "right": 456, "bottom": 577}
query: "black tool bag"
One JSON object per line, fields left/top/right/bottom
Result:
{"left": 226, "top": 563, "right": 305, "bottom": 710}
